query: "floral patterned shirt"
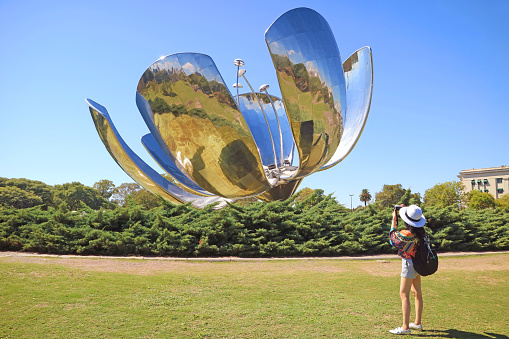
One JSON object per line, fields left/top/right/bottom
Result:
{"left": 390, "top": 228, "right": 417, "bottom": 259}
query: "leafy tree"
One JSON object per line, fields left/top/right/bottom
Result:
{"left": 359, "top": 189, "right": 372, "bottom": 206}
{"left": 424, "top": 181, "right": 464, "bottom": 208}
{"left": 375, "top": 184, "right": 406, "bottom": 208}
{"left": 0, "top": 177, "right": 54, "bottom": 206}
{"left": 294, "top": 188, "right": 315, "bottom": 203}
{"left": 409, "top": 191, "right": 422, "bottom": 206}
{"left": 111, "top": 183, "right": 141, "bottom": 206}
{"left": 467, "top": 190, "right": 496, "bottom": 210}
{"left": 53, "top": 182, "right": 110, "bottom": 210}
{"left": 130, "top": 189, "right": 162, "bottom": 210}
{"left": 0, "top": 186, "right": 43, "bottom": 208}
{"left": 93, "top": 179, "right": 116, "bottom": 200}
{"left": 398, "top": 189, "right": 422, "bottom": 206}
{"left": 496, "top": 194, "right": 509, "bottom": 209}
{"left": 399, "top": 189, "right": 412, "bottom": 206}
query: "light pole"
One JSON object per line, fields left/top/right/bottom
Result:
{"left": 349, "top": 194, "right": 353, "bottom": 212}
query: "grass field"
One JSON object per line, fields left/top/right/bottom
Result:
{"left": 1, "top": 253, "right": 508, "bottom": 338}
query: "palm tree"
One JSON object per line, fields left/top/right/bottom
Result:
{"left": 359, "top": 189, "right": 372, "bottom": 207}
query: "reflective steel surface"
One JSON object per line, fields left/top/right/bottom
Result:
{"left": 320, "top": 47, "right": 373, "bottom": 170}
{"left": 86, "top": 99, "right": 230, "bottom": 208}
{"left": 136, "top": 91, "right": 209, "bottom": 195}
{"left": 255, "top": 178, "right": 303, "bottom": 202}
{"left": 265, "top": 7, "right": 346, "bottom": 179}
{"left": 136, "top": 53, "right": 271, "bottom": 198}
{"left": 238, "top": 70, "right": 279, "bottom": 169}
{"left": 140, "top": 133, "right": 212, "bottom": 196}
{"left": 236, "top": 93, "right": 294, "bottom": 167}
{"left": 87, "top": 7, "right": 372, "bottom": 209}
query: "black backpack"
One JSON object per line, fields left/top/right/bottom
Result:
{"left": 412, "top": 235, "right": 438, "bottom": 276}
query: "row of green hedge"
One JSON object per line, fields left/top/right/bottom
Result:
{"left": 1, "top": 191, "right": 508, "bottom": 257}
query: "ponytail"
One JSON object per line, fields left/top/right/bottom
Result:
{"left": 407, "top": 224, "right": 426, "bottom": 245}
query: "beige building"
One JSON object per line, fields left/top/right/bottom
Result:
{"left": 458, "top": 166, "right": 509, "bottom": 199}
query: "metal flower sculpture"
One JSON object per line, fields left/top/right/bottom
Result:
{"left": 86, "top": 7, "right": 373, "bottom": 209}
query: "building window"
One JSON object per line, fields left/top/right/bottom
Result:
{"left": 497, "top": 178, "right": 503, "bottom": 184}
{"left": 484, "top": 189, "right": 489, "bottom": 193}
{"left": 483, "top": 179, "right": 488, "bottom": 184}
{"left": 498, "top": 188, "right": 504, "bottom": 194}
{"left": 471, "top": 180, "right": 476, "bottom": 185}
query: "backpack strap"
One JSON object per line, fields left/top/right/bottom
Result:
{"left": 423, "top": 235, "right": 437, "bottom": 260}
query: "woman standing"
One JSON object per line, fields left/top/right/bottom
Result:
{"left": 389, "top": 204, "right": 426, "bottom": 335}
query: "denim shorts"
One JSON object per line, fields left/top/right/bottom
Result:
{"left": 401, "top": 258, "right": 419, "bottom": 279}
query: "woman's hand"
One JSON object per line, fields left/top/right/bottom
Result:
{"left": 391, "top": 204, "right": 405, "bottom": 229}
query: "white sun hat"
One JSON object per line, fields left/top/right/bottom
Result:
{"left": 399, "top": 205, "right": 426, "bottom": 227}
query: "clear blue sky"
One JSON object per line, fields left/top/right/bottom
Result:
{"left": 1, "top": 0, "right": 508, "bottom": 208}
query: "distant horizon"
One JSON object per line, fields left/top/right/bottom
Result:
{"left": 0, "top": 171, "right": 485, "bottom": 208}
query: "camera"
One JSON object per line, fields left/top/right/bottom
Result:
{"left": 394, "top": 204, "right": 403, "bottom": 211}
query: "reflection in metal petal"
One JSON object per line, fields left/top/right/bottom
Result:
{"left": 265, "top": 7, "right": 346, "bottom": 179}
{"left": 136, "top": 92, "right": 209, "bottom": 195}
{"left": 319, "top": 47, "right": 373, "bottom": 171}
{"left": 141, "top": 133, "right": 212, "bottom": 196}
{"left": 256, "top": 179, "right": 303, "bottom": 202}
{"left": 136, "top": 53, "right": 271, "bottom": 199}
{"left": 236, "top": 93, "right": 294, "bottom": 167}
{"left": 86, "top": 99, "right": 231, "bottom": 208}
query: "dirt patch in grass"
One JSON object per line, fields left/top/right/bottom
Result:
{"left": 359, "top": 260, "right": 398, "bottom": 277}
{"left": 1, "top": 256, "right": 213, "bottom": 275}
{"left": 0, "top": 255, "right": 301, "bottom": 275}
{"left": 359, "top": 255, "right": 509, "bottom": 277}
{"left": 437, "top": 255, "right": 509, "bottom": 271}
{"left": 1, "top": 252, "right": 508, "bottom": 276}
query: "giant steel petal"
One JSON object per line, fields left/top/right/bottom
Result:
{"left": 265, "top": 7, "right": 346, "bottom": 179}
{"left": 319, "top": 46, "right": 373, "bottom": 171}
{"left": 136, "top": 53, "right": 271, "bottom": 198}
{"left": 86, "top": 99, "right": 231, "bottom": 208}
{"left": 136, "top": 92, "right": 210, "bottom": 196}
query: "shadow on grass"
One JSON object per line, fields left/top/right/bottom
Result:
{"left": 413, "top": 329, "right": 508, "bottom": 338}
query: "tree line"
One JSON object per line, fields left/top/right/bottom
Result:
{"left": 361, "top": 182, "right": 509, "bottom": 210}
{"left": 0, "top": 178, "right": 162, "bottom": 211}
{"left": 1, "top": 177, "right": 508, "bottom": 257}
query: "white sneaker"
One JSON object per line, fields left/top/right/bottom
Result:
{"left": 389, "top": 327, "right": 411, "bottom": 335}
{"left": 409, "top": 323, "right": 423, "bottom": 330}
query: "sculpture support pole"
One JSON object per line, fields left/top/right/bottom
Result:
{"left": 233, "top": 59, "right": 244, "bottom": 107}
{"left": 236, "top": 65, "right": 240, "bottom": 106}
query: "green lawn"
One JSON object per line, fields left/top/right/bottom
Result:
{"left": 0, "top": 254, "right": 508, "bottom": 338}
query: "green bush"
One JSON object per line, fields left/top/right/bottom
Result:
{"left": 1, "top": 187, "right": 508, "bottom": 257}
